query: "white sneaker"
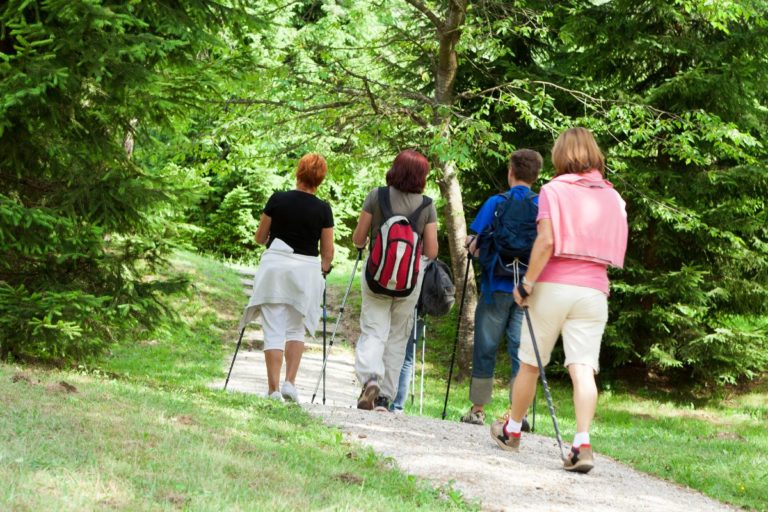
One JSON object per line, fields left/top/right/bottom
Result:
{"left": 266, "top": 391, "right": 283, "bottom": 401}
{"left": 280, "top": 381, "right": 299, "bottom": 402}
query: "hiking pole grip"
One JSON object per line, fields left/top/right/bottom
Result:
{"left": 442, "top": 253, "right": 472, "bottom": 420}
{"left": 523, "top": 306, "right": 566, "bottom": 460}
{"left": 224, "top": 326, "right": 246, "bottom": 391}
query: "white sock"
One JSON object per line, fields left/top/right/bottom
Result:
{"left": 573, "top": 432, "right": 590, "bottom": 447}
{"left": 504, "top": 419, "right": 523, "bottom": 436}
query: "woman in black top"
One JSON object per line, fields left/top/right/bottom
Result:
{"left": 244, "top": 153, "right": 333, "bottom": 402}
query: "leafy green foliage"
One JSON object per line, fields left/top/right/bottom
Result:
{"left": 195, "top": 185, "right": 261, "bottom": 259}
{"left": 545, "top": 0, "right": 768, "bottom": 384}
{"left": 2, "top": 0, "right": 766, "bottom": 386}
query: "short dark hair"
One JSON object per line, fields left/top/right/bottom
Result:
{"left": 386, "top": 150, "right": 429, "bottom": 193}
{"left": 509, "top": 149, "right": 542, "bottom": 183}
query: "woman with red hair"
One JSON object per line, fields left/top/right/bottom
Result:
{"left": 240, "top": 153, "right": 334, "bottom": 403}
{"left": 351, "top": 150, "right": 439, "bottom": 412}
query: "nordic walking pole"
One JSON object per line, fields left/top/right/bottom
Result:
{"left": 523, "top": 306, "right": 566, "bottom": 460}
{"left": 224, "top": 326, "right": 246, "bottom": 391}
{"left": 419, "top": 316, "right": 426, "bottom": 415}
{"left": 322, "top": 276, "right": 327, "bottom": 404}
{"left": 441, "top": 253, "right": 472, "bottom": 420}
{"left": 410, "top": 307, "right": 417, "bottom": 406}
{"left": 311, "top": 248, "right": 363, "bottom": 404}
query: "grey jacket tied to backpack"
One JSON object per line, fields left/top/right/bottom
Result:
{"left": 418, "top": 259, "right": 455, "bottom": 317}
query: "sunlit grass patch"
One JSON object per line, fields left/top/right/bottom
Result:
{"left": 1, "top": 252, "right": 475, "bottom": 511}
{"left": 0, "top": 366, "right": 474, "bottom": 511}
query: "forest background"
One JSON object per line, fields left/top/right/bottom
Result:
{"left": 1, "top": 0, "right": 767, "bottom": 391}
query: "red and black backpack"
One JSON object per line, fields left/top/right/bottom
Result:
{"left": 365, "top": 187, "right": 432, "bottom": 297}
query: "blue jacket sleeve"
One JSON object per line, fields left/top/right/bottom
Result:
{"left": 469, "top": 195, "right": 503, "bottom": 234}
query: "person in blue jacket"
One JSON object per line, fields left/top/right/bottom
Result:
{"left": 460, "top": 149, "right": 542, "bottom": 427}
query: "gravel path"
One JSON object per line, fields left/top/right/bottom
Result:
{"left": 307, "top": 405, "right": 734, "bottom": 512}
{"left": 225, "top": 264, "right": 734, "bottom": 511}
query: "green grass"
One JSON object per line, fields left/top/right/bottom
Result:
{"left": 0, "top": 251, "right": 474, "bottom": 511}
{"left": 92, "top": 251, "right": 246, "bottom": 389}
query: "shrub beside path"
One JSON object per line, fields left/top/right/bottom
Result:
{"left": 221, "top": 265, "right": 733, "bottom": 511}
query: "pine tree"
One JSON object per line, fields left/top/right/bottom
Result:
{"left": 0, "top": 1, "right": 246, "bottom": 360}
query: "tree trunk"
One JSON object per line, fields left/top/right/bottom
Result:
{"left": 123, "top": 119, "right": 138, "bottom": 158}
{"left": 430, "top": 0, "right": 475, "bottom": 378}
{"left": 437, "top": 159, "right": 477, "bottom": 378}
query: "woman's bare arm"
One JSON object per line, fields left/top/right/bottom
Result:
{"left": 254, "top": 214, "right": 271, "bottom": 245}
{"left": 514, "top": 218, "right": 554, "bottom": 304}
{"left": 352, "top": 211, "right": 372, "bottom": 249}
{"left": 422, "top": 222, "right": 439, "bottom": 260}
{"left": 320, "top": 227, "right": 334, "bottom": 274}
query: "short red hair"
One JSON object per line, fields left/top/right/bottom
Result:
{"left": 385, "top": 150, "right": 429, "bottom": 193}
{"left": 296, "top": 153, "right": 327, "bottom": 188}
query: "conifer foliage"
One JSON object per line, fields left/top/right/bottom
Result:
{"left": 0, "top": 1, "right": 238, "bottom": 360}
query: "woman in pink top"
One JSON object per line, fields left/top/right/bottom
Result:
{"left": 489, "top": 127, "right": 628, "bottom": 474}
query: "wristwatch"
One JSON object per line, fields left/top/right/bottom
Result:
{"left": 522, "top": 276, "right": 535, "bottom": 287}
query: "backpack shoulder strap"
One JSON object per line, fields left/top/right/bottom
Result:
{"left": 378, "top": 186, "right": 394, "bottom": 219}
{"left": 407, "top": 196, "right": 432, "bottom": 231}
{"left": 495, "top": 191, "right": 512, "bottom": 209}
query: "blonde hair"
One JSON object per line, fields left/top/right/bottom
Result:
{"left": 296, "top": 153, "right": 327, "bottom": 188}
{"left": 551, "top": 127, "right": 605, "bottom": 176}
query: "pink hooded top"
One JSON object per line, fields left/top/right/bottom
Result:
{"left": 537, "top": 170, "right": 628, "bottom": 294}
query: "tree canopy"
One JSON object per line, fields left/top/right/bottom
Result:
{"left": 2, "top": 0, "right": 767, "bottom": 388}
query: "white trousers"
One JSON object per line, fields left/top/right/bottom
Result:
{"left": 260, "top": 303, "right": 305, "bottom": 351}
{"left": 355, "top": 268, "right": 424, "bottom": 400}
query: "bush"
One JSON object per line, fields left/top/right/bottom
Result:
{"left": 195, "top": 186, "right": 261, "bottom": 260}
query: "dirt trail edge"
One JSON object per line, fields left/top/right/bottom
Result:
{"left": 225, "top": 263, "right": 732, "bottom": 511}
{"left": 306, "top": 405, "right": 734, "bottom": 512}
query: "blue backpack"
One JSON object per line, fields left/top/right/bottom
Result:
{"left": 477, "top": 190, "right": 538, "bottom": 279}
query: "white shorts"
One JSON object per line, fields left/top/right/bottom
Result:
{"left": 518, "top": 282, "right": 608, "bottom": 373}
{"left": 260, "top": 303, "right": 306, "bottom": 351}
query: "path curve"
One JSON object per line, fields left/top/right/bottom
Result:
{"left": 222, "top": 263, "right": 733, "bottom": 511}
{"left": 307, "top": 405, "right": 734, "bottom": 512}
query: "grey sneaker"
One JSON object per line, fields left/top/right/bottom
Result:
{"left": 357, "top": 380, "right": 380, "bottom": 410}
{"left": 490, "top": 420, "right": 520, "bottom": 452}
{"left": 460, "top": 408, "right": 486, "bottom": 425}
{"left": 563, "top": 445, "right": 594, "bottom": 473}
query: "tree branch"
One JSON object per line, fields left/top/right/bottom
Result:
{"left": 333, "top": 61, "right": 435, "bottom": 105}
{"left": 403, "top": 0, "right": 444, "bottom": 31}
{"left": 223, "top": 98, "right": 355, "bottom": 113}
{"left": 363, "top": 79, "right": 380, "bottom": 114}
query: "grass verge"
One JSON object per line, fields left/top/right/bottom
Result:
{"left": 0, "top": 251, "right": 474, "bottom": 511}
